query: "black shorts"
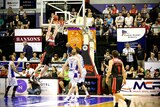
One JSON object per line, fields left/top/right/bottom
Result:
{"left": 109, "top": 76, "right": 123, "bottom": 94}
{"left": 41, "top": 52, "right": 52, "bottom": 66}
{"left": 63, "top": 80, "right": 70, "bottom": 87}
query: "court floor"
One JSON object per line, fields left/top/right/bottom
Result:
{"left": 0, "top": 95, "right": 159, "bottom": 107}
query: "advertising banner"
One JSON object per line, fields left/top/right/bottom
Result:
{"left": 15, "top": 29, "right": 42, "bottom": 52}
{"left": 5, "top": 0, "right": 19, "bottom": 9}
{"left": 117, "top": 28, "right": 146, "bottom": 53}
{"left": 121, "top": 79, "right": 160, "bottom": 95}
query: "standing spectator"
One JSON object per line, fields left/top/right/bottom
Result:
{"left": 122, "top": 43, "right": 135, "bottom": 67}
{"left": 25, "top": 63, "right": 34, "bottom": 77}
{"left": 23, "top": 41, "right": 33, "bottom": 61}
{"left": 141, "top": 4, "right": 149, "bottom": 18}
{"left": 135, "top": 44, "right": 146, "bottom": 68}
{"left": 151, "top": 20, "right": 160, "bottom": 36}
{"left": 124, "top": 13, "right": 133, "bottom": 27}
{"left": 121, "top": 6, "right": 128, "bottom": 17}
{"left": 30, "top": 52, "right": 40, "bottom": 62}
{"left": 21, "top": 13, "right": 30, "bottom": 29}
{"left": 66, "top": 42, "right": 73, "bottom": 57}
{"left": 19, "top": 6, "right": 25, "bottom": 19}
{"left": 115, "top": 12, "right": 124, "bottom": 28}
{"left": 17, "top": 53, "right": 28, "bottom": 62}
{"left": 147, "top": 52, "right": 158, "bottom": 62}
{"left": 7, "top": 7, "right": 14, "bottom": 23}
{"left": 0, "top": 15, "right": 4, "bottom": 29}
{"left": 129, "top": 4, "right": 138, "bottom": 18}
{"left": 101, "top": 20, "right": 110, "bottom": 42}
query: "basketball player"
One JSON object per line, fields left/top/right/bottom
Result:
{"left": 62, "top": 49, "right": 82, "bottom": 102}
{"left": 4, "top": 55, "right": 22, "bottom": 98}
{"left": 34, "top": 17, "right": 58, "bottom": 78}
{"left": 75, "top": 47, "right": 90, "bottom": 99}
{"left": 106, "top": 50, "right": 131, "bottom": 107}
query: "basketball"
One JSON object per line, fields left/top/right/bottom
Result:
{"left": 53, "top": 15, "right": 59, "bottom": 21}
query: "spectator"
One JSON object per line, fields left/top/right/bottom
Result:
{"left": 21, "top": 13, "right": 30, "bottom": 29}
{"left": 147, "top": 52, "right": 158, "bottom": 62}
{"left": 115, "top": 12, "right": 124, "bottom": 28}
{"left": 61, "top": 53, "right": 67, "bottom": 62}
{"left": 43, "top": 70, "right": 51, "bottom": 77}
{"left": 127, "top": 67, "right": 134, "bottom": 78}
{"left": 7, "top": 7, "right": 14, "bottom": 23}
{"left": 13, "top": 15, "right": 21, "bottom": 28}
{"left": 145, "top": 69, "right": 152, "bottom": 78}
{"left": 154, "top": 69, "right": 160, "bottom": 78}
{"left": 0, "top": 15, "right": 4, "bottom": 29}
{"left": 12, "top": 52, "right": 18, "bottom": 61}
{"left": 144, "top": 13, "right": 153, "bottom": 27}
{"left": 125, "top": 65, "right": 130, "bottom": 72}
{"left": 23, "top": 41, "right": 33, "bottom": 61}
{"left": 105, "top": 14, "right": 114, "bottom": 26}
{"left": 86, "top": 13, "right": 95, "bottom": 27}
{"left": 71, "top": 8, "right": 77, "bottom": 18}
{"left": 21, "top": 69, "right": 27, "bottom": 77}
{"left": 122, "top": 43, "right": 135, "bottom": 67}
{"left": 129, "top": 4, "right": 138, "bottom": 18}
{"left": 30, "top": 52, "right": 40, "bottom": 62}
{"left": 87, "top": 9, "right": 93, "bottom": 18}
{"left": 137, "top": 66, "right": 145, "bottom": 78}
{"left": 2, "top": 56, "right": 7, "bottom": 61}
{"left": 141, "top": 4, "right": 149, "bottom": 18}
{"left": 48, "top": 13, "right": 55, "bottom": 23}
{"left": 102, "top": 7, "right": 111, "bottom": 16}
{"left": 152, "top": 44, "right": 159, "bottom": 59}
{"left": 95, "top": 16, "right": 103, "bottom": 37}
{"left": 17, "top": 53, "right": 28, "bottom": 61}
{"left": 135, "top": 44, "right": 146, "bottom": 68}
{"left": 134, "top": 13, "right": 144, "bottom": 27}
{"left": 52, "top": 54, "right": 60, "bottom": 62}
{"left": 25, "top": 62, "right": 34, "bottom": 77}
{"left": 124, "top": 13, "right": 133, "bottom": 27}
{"left": 151, "top": 20, "right": 160, "bottom": 36}
{"left": 0, "top": 65, "right": 8, "bottom": 77}
{"left": 66, "top": 42, "right": 73, "bottom": 57}
{"left": 58, "top": 65, "right": 70, "bottom": 94}
{"left": 101, "top": 20, "right": 110, "bottom": 42}
{"left": 140, "top": 21, "right": 150, "bottom": 34}
{"left": 19, "top": 6, "right": 25, "bottom": 19}
{"left": 7, "top": 22, "right": 14, "bottom": 36}
{"left": 158, "top": 52, "right": 160, "bottom": 61}
{"left": 51, "top": 66, "right": 59, "bottom": 78}
{"left": 157, "top": 13, "right": 160, "bottom": 24}
{"left": 111, "top": 4, "right": 119, "bottom": 17}
{"left": 0, "top": 49, "right": 2, "bottom": 60}
{"left": 121, "top": 6, "right": 128, "bottom": 17}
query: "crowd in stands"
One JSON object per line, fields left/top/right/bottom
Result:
{"left": 0, "top": 3, "right": 160, "bottom": 79}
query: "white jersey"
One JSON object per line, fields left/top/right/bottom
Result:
{"left": 8, "top": 61, "right": 16, "bottom": 78}
{"left": 8, "top": 61, "right": 18, "bottom": 86}
{"left": 67, "top": 56, "right": 79, "bottom": 72}
{"left": 76, "top": 54, "right": 84, "bottom": 68}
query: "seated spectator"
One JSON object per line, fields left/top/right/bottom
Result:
{"left": 17, "top": 53, "right": 28, "bottom": 62}
{"left": 124, "top": 13, "right": 133, "bottom": 27}
{"left": 141, "top": 4, "right": 149, "bottom": 18}
{"left": 25, "top": 62, "right": 34, "bottom": 77}
{"left": 152, "top": 44, "right": 159, "bottom": 59}
{"left": 86, "top": 13, "right": 95, "bottom": 27}
{"left": 7, "top": 22, "right": 15, "bottom": 36}
{"left": 61, "top": 53, "right": 67, "bottom": 62}
{"left": 134, "top": 13, "right": 144, "bottom": 27}
{"left": 2, "top": 56, "right": 7, "bottom": 61}
{"left": 102, "top": 7, "right": 111, "bottom": 16}
{"left": 105, "top": 14, "right": 114, "bottom": 26}
{"left": 111, "top": 4, "right": 119, "bottom": 18}
{"left": 13, "top": 15, "right": 21, "bottom": 28}
{"left": 0, "top": 65, "right": 8, "bottom": 77}
{"left": 0, "top": 15, "right": 4, "bottom": 29}
{"left": 51, "top": 66, "right": 59, "bottom": 78}
{"left": 145, "top": 69, "right": 152, "bottom": 78}
{"left": 19, "top": 6, "right": 25, "bottom": 19}
{"left": 127, "top": 67, "right": 134, "bottom": 78}
{"left": 121, "top": 6, "right": 128, "bottom": 17}
{"left": 147, "top": 52, "right": 158, "bottom": 62}
{"left": 115, "top": 12, "right": 124, "bottom": 28}
{"left": 43, "top": 70, "right": 52, "bottom": 77}
{"left": 154, "top": 69, "right": 160, "bottom": 78}
{"left": 21, "top": 13, "right": 30, "bottom": 29}
{"left": 12, "top": 52, "right": 18, "bottom": 61}
{"left": 95, "top": 16, "right": 103, "bottom": 36}
{"left": 151, "top": 20, "right": 160, "bottom": 36}
{"left": 125, "top": 65, "right": 130, "bottom": 72}
{"left": 144, "top": 13, "right": 153, "bottom": 27}
{"left": 30, "top": 52, "right": 40, "bottom": 62}
{"left": 129, "top": 4, "right": 138, "bottom": 18}
{"left": 137, "top": 66, "right": 145, "bottom": 78}
{"left": 21, "top": 68, "right": 27, "bottom": 77}
{"left": 157, "top": 13, "right": 160, "bottom": 24}
{"left": 140, "top": 21, "right": 150, "bottom": 34}
{"left": 52, "top": 54, "right": 60, "bottom": 62}
{"left": 87, "top": 9, "right": 93, "bottom": 18}
{"left": 58, "top": 65, "right": 70, "bottom": 94}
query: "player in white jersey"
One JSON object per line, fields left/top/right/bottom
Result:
{"left": 4, "top": 55, "right": 22, "bottom": 98}
{"left": 61, "top": 49, "right": 82, "bottom": 102}
{"left": 75, "top": 47, "right": 90, "bottom": 99}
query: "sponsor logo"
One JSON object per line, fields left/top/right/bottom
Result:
{"left": 15, "top": 36, "right": 42, "bottom": 42}
{"left": 16, "top": 80, "right": 27, "bottom": 93}
{"left": 84, "top": 64, "right": 94, "bottom": 72}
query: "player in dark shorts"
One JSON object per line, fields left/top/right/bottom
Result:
{"left": 34, "top": 17, "right": 58, "bottom": 78}
{"left": 106, "top": 50, "right": 131, "bottom": 107}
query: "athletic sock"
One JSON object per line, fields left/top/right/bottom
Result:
{"left": 85, "top": 90, "right": 89, "bottom": 95}
{"left": 115, "top": 102, "right": 118, "bottom": 107}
